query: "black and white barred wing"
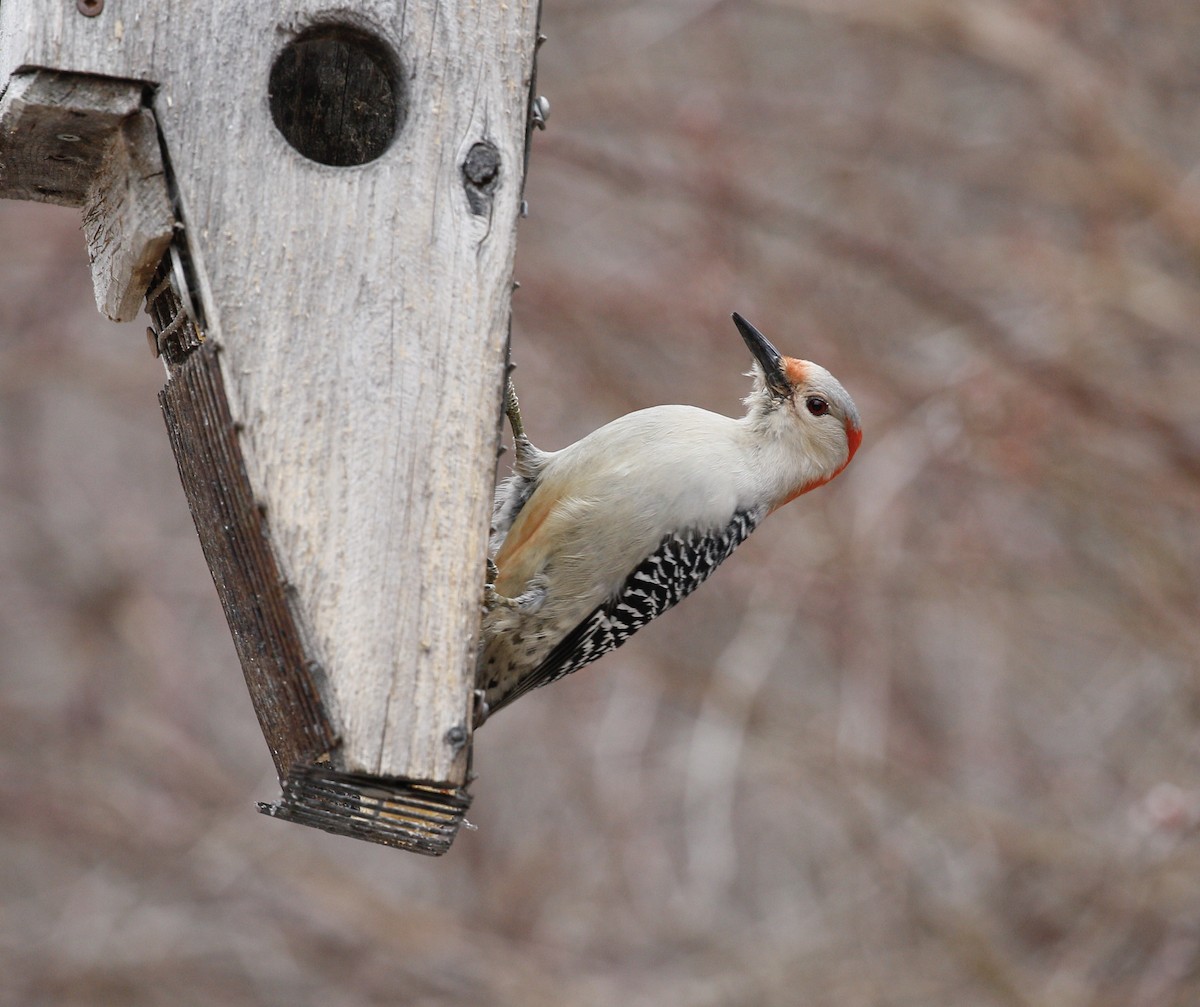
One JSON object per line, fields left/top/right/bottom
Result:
{"left": 490, "top": 506, "right": 767, "bottom": 714}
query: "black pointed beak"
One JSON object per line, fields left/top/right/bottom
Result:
{"left": 732, "top": 313, "right": 791, "bottom": 397}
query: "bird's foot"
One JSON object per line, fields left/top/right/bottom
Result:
{"left": 484, "top": 559, "right": 521, "bottom": 612}
{"left": 483, "top": 583, "right": 519, "bottom": 613}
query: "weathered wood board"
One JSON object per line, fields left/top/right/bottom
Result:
{"left": 0, "top": 70, "right": 173, "bottom": 321}
{"left": 0, "top": 2, "right": 541, "bottom": 822}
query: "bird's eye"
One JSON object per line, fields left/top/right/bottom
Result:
{"left": 805, "top": 396, "right": 830, "bottom": 417}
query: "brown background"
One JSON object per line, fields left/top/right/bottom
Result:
{"left": 3, "top": 2, "right": 1199, "bottom": 1004}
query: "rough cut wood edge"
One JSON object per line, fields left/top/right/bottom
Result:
{"left": 160, "top": 339, "right": 337, "bottom": 777}
{"left": 0, "top": 69, "right": 173, "bottom": 321}
{"left": 82, "top": 107, "right": 174, "bottom": 321}
{"left": 0, "top": 70, "right": 140, "bottom": 204}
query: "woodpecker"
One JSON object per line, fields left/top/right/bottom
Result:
{"left": 476, "top": 313, "right": 861, "bottom": 724}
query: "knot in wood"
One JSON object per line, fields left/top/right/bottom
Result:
{"left": 461, "top": 141, "right": 501, "bottom": 215}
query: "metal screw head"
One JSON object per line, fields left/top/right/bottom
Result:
{"left": 76, "top": 0, "right": 104, "bottom": 16}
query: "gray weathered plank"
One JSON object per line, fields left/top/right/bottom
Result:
{"left": 158, "top": 320, "right": 336, "bottom": 776}
{"left": 1, "top": 1, "right": 541, "bottom": 786}
{"left": 0, "top": 70, "right": 142, "bottom": 205}
{"left": 0, "top": 70, "right": 173, "bottom": 321}
{"left": 82, "top": 106, "right": 173, "bottom": 321}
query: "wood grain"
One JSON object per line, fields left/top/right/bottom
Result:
{"left": 0, "top": 70, "right": 173, "bottom": 321}
{"left": 160, "top": 337, "right": 337, "bottom": 777}
{"left": 2, "top": 1, "right": 541, "bottom": 786}
{"left": 82, "top": 106, "right": 173, "bottom": 321}
{"left": 0, "top": 70, "right": 140, "bottom": 205}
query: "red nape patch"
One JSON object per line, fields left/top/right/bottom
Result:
{"left": 784, "top": 357, "right": 809, "bottom": 386}
{"left": 770, "top": 420, "right": 862, "bottom": 514}
{"left": 845, "top": 423, "right": 863, "bottom": 463}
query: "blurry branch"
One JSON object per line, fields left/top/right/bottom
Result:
{"left": 801, "top": 750, "right": 1042, "bottom": 1006}
{"left": 775, "top": 0, "right": 1200, "bottom": 262}
{"left": 540, "top": 131, "right": 1200, "bottom": 488}
{"left": 683, "top": 583, "right": 797, "bottom": 908}
{"left": 909, "top": 899, "right": 1039, "bottom": 1007}
{"left": 0, "top": 699, "right": 573, "bottom": 1004}
{"left": 745, "top": 700, "right": 1200, "bottom": 892}
{"left": 746, "top": 723, "right": 1200, "bottom": 1004}
{"left": 1053, "top": 493, "right": 1200, "bottom": 662}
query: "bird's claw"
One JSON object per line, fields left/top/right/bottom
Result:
{"left": 472, "top": 689, "right": 491, "bottom": 728}
{"left": 504, "top": 378, "right": 525, "bottom": 441}
{"left": 483, "top": 582, "right": 518, "bottom": 613}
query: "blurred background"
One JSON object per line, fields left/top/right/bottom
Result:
{"left": 3, "top": 1, "right": 1200, "bottom": 1003}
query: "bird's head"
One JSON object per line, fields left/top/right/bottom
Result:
{"left": 733, "top": 312, "right": 862, "bottom": 506}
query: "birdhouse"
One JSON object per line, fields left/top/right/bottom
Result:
{"left": 0, "top": 1, "right": 543, "bottom": 855}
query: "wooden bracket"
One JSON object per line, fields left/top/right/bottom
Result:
{"left": 1, "top": 1, "right": 543, "bottom": 854}
{"left": 0, "top": 70, "right": 173, "bottom": 322}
